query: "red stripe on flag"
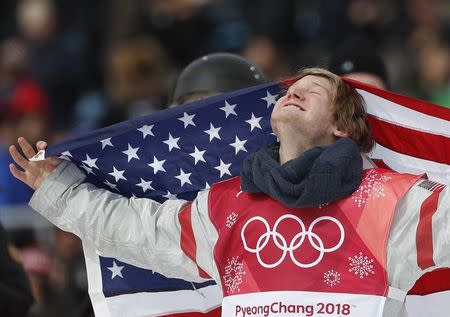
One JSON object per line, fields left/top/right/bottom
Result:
{"left": 178, "top": 204, "right": 211, "bottom": 279}
{"left": 416, "top": 187, "right": 445, "bottom": 270}
{"left": 434, "top": 184, "right": 446, "bottom": 192}
{"left": 367, "top": 116, "right": 450, "bottom": 165}
{"left": 344, "top": 78, "right": 450, "bottom": 121}
{"left": 409, "top": 268, "right": 450, "bottom": 295}
{"left": 165, "top": 307, "right": 222, "bottom": 317}
{"left": 371, "top": 159, "right": 392, "bottom": 170}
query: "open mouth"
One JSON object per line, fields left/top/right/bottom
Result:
{"left": 283, "top": 103, "right": 305, "bottom": 111}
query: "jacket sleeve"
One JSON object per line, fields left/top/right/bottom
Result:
{"left": 430, "top": 184, "right": 450, "bottom": 268}
{"left": 387, "top": 180, "right": 450, "bottom": 291}
{"left": 29, "top": 161, "right": 219, "bottom": 282}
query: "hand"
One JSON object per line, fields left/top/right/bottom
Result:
{"left": 9, "top": 137, "right": 62, "bottom": 190}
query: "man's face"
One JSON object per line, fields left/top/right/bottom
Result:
{"left": 271, "top": 75, "right": 338, "bottom": 146}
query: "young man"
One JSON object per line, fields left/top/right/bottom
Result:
{"left": 9, "top": 68, "right": 450, "bottom": 317}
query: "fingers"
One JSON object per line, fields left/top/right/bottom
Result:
{"left": 9, "top": 163, "right": 27, "bottom": 183}
{"left": 9, "top": 145, "right": 30, "bottom": 170}
{"left": 17, "top": 137, "right": 36, "bottom": 159}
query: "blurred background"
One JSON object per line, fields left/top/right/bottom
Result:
{"left": 0, "top": 0, "right": 448, "bottom": 316}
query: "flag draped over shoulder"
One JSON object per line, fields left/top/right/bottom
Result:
{"left": 40, "top": 80, "right": 450, "bottom": 317}
{"left": 346, "top": 78, "right": 450, "bottom": 184}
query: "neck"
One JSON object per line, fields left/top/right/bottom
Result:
{"left": 278, "top": 138, "right": 311, "bottom": 165}
{"left": 278, "top": 136, "right": 337, "bottom": 165}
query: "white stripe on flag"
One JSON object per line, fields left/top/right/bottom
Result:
{"left": 83, "top": 240, "right": 112, "bottom": 317}
{"left": 370, "top": 143, "right": 450, "bottom": 184}
{"left": 105, "top": 285, "right": 222, "bottom": 317}
{"left": 358, "top": 90, "right": 450, "bottom": 136}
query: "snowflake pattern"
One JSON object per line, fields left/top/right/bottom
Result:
{"left": 226, "top": 212, "right": 238, "bottom": 228}
{"left": 223, "top": 257, "right": 246, "bottom": 293}
{"left": 351, "top": 170, "right": 392, "bottom": 207}
{"left": 324, "top": 269, "right": 341, "bottom": 287}
{"left": 348, "top": 252, "right": 375, "bottom": 279}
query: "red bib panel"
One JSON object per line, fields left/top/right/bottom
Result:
{"left": 208, "top": 169, "right": 420, "bottom": 316}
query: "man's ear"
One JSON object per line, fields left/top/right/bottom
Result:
{"left": 332, "top": 128, "right": 349, "bottom": 138}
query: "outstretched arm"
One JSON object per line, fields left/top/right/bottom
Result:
{"left": 9, "top": 138, "right": 218, "bottom": 282}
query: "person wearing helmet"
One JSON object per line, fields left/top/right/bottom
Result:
{"left": 171, "top": 52, "right": 266, "bottom": 105}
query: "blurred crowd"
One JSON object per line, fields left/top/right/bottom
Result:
{"left": 0, "top": 0, "right": 448, "bottom": 316}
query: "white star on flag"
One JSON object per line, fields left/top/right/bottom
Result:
{"left": 137, "top": 125, "right": 154, "bottom": 139}
{"left": 220, "top": 101, "right": 237, "bottom": 118}
{"left": 163, "top": 191, "right": 177, "bottom": 200}
{"left": 61, "top": 151, "right": 72, "bottom": 158}
{"left": 104, "top": 180, "right": 118, "bottom": 191}
{"left": 178, "top": 112, "right": 196, "bottom": 128}
{"left": 107, "top": 261, "right": 124, "bottom": 279}
{"left": 136, "top": 178, "right": 154, "bottom": 193}
{"left": 148, "top": 156, "right": 166, "bottom": 174}
{"left": 163, "top": 133, "right": 181, "bottom": 152}
{"left": 109, "top": 166, "right": 126, "bottom": 182}
{"left": 122, "top": 144, "right": 140, "bottom": 162}
{"left": 261, "top": 91, "right": 278, "bottom": 108}
{"left": 245, "top": 113, "right": 262, "bottom": 131}
{"left": 204, "top": 123, "right": 221, "bottom": 141}
{"left": 82, "top": 154, "right": 98, "bottom": 169}
{"left": 230, "top": 136, "right": 247, "bottom": 154}
{"left": 215, "top": 159, "right": 232, "bottom": 178}
{"left": 101, "top": 138, "right": 113, "bottom": 149}
{"left": 189, "top": 146, "right": 206, "bottom": 165}
{"left": 81, "top": 164, "right": 95, "bottom": 175}
{"left": 175, "top": 168, "right": 192, "bottom": 186}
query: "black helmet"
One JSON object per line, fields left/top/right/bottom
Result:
{"left": 172, "top": 53, "right": 266, "bottom": 104}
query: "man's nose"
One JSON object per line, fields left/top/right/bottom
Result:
{"left": 286, "top": 90, "right": 305, "bottom": 100}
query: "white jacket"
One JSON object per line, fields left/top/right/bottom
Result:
{"left": 29, "top": 161, "right": 450, "bottom": 316}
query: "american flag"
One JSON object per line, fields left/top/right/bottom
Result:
{"left": 44, "top": 82, "right": 279, "bottom": 316}
{"left": 40, "top": 80, "right": 449, "bottom": 317}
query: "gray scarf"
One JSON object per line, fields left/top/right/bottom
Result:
{"left": 240, "top": 138, "right": 362, "bottom": 208}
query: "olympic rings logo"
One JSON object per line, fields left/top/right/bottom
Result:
{"left": 241, "top": 214, "right": 345, "bottom": 268}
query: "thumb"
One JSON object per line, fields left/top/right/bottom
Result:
{"left": 36, "top": 141, "right": 48, "bottom": 150}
